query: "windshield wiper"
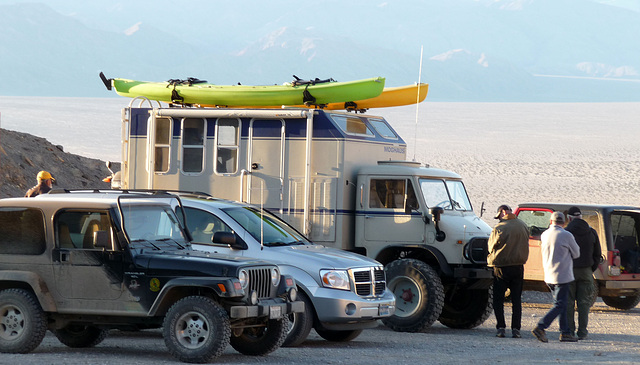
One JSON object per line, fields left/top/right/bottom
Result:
{"left": 130, "top": 239, "right": 160, "bottom": 250}
{"left": 264, "top": 240, "right": 306, "bottom": 247}
{"left": 156, "top": 237, "right": 188, "bottom": 249}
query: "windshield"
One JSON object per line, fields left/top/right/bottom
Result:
{"left": 419, "top": 179, "right": 472, "bottom": 211}
{"left": 223, "top": 206, "right": 310, "bottom": 246}
{"left": 122, "top": 204, "right": 189, "bottom": 249}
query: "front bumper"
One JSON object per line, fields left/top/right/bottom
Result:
{"left": 310, "top": 287, "right": 395, "bottom": 327}
{"left": 229, "top": 298, "right": 304, "bottom": 319}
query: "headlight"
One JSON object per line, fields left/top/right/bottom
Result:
{"left": 320, "top": 270, "right": 350, "bottom": 291}
{"left": 238, "top": 269, "right": 249, "bottom": 289}
{"left": 271, "top": 267, "right": 280, "bottom": 286}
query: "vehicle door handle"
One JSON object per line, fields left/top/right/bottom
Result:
{"left": 60, "top": 252, "right": 70, "bottom": 262}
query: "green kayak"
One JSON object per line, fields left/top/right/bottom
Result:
{"left": 100, "top": 73, "right": 385, "bottom": 107}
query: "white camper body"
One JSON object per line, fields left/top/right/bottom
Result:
{"left": 118, "top": 101, "right": 493, "bottom": 332}
{"left": 122, "top": 105, "right": 406, "bottom": 248}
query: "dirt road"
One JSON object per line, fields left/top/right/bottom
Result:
{"left": 2, "top": 293, "right": 639, "bottom": 364}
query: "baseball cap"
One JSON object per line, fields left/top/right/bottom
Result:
{"left": 37, "top": 170, "right": 55, "bottom": 182}
{"left": 494, "top": 204, "right": 512, "bottom": 219}
{"left": 567, "top": 206, "right": 582, "bottom": 218}
{"left": 551, "top": 211, "right": 565, "bottom": 224}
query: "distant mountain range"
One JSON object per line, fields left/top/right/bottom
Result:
{"left": 0, "top": 0, "right": 639, "bottom": 101}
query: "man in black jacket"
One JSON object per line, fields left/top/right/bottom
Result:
{"left": 565, "top": 206, "right": 601, "bottom": 340}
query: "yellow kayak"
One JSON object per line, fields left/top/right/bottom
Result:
{"left": 199, "top": 83, "right": 428, "bottom": 111}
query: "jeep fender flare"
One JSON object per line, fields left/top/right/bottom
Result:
{"left": 374, "top": 245, "right": 453, "bottom": 277}
{"left": 0, "top": 270, "right": 57, "bottom": 311}
{"left": 148, "top": 276, "right": 243, "bottom": 316}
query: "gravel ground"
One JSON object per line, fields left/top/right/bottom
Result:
{"left": 2, "top": 292, "right": 639, "bottom": 365}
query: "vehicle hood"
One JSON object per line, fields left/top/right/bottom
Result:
{"left": 136, "top": 249, "right": 274, "bottom": 277}
{"left": 265, "top": 244, "right": 381, "bottom": 270}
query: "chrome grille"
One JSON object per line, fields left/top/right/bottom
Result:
{"left": 352, "top": 267, "right": 386, "bottom": 297}
{"left": 247, "top": 267, "right": 273, "bottom": 298}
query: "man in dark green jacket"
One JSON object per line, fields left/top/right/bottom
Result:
{"left": 565, "top": 206, "right": 601, "bottom": 340}
{"left": 488, "top": 204, "right": 530, "bottom": 338}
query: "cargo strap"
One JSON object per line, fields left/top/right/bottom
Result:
{"left": 165, "top": 78, "right": 208, "bottom": 103}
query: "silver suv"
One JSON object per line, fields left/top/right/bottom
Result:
{"left": 175, "top": 194, "right": 395, "bottom": 346}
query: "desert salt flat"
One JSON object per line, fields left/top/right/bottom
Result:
{"left": 1, "top": 98, "right": 640, "bottom": 223}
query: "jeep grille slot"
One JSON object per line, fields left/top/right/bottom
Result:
{"left": 248, "top": 268, "right": 272, "bottom": 298}
{"left": 352, "top": 267, "right": 386, "bottom": 297}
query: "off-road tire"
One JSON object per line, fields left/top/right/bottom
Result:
{"left": 163, "top": 296, "right": 230, "bottom": 363}
{"left": 315, "top": 328, "right": 363, "bottom": 342}
{"left": 602, "top": 294, "right": 640, "bottom": 310}
{"left": 53, "top": 325, "right": 109, "bottom": 348}
{"left": 439, "top": 285, "right": 493, "bottom": 329}
{"left": 230, "top": 316, "right": 288, "bottom": 356}
{"left": 0, "top": 288, "right": 47, "bottom": 353}
{"left": 283, "top": 290, "right": 314, "bottom": 347}
{"left": 382, "top": 259, "right": 445, "bottom": 332}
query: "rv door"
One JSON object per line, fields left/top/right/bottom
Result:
{"left": 247, "top": 119, "right": 286, "bottom": 213}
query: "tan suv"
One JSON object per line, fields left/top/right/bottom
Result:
{"left": 515, "top": 203, "right": 640, "bottom": 310}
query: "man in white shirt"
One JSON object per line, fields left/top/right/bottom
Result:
{"left": 532, "top": 211, "right": 580, "bottom": 343}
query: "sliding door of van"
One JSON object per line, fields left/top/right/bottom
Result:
{"left": 247, "top": 119, "right": 286, "bottom": 212}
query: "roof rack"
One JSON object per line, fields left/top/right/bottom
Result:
{"left": 48, "top": 188, "right": 212, "bottom": 197}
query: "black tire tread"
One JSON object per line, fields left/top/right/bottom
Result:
{"left": 0, "top": 288, "right": 47, "bottom": 354}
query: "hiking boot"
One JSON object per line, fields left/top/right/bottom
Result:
{"left": 496, "top": 328, "right": 506, "bottom": 338}
{"left": 532, "top": 327, "right": 548, "bottom": 343}
{"left": 578, "top": 335, "right": 588, "bottom": 340}
{"left": 559, "top": 333, "right": 579, "bottom": 342}
{"left": 512, "top": 329, "right": 521, "bottom": 338}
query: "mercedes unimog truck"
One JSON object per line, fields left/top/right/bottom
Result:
{"left": 110, "top": 99, "right": 493, "bottom": 331}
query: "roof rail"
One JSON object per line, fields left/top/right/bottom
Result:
{"left": 48, "top": 188, "right": 211, "bottom": 197}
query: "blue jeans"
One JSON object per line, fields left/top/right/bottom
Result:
{"left": 538, "top": 282, "right": 572, "bottom": 335}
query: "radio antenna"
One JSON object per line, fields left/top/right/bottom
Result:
{"left": 413, "top": 45, "right": 423, "bottom": 162}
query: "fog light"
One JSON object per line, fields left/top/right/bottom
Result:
{"left": 250, "top": 290, "right": 258, "bottom": 305}
{"left": 345, "top": 303, "right": 356, "bottom": 316}
{"left": 288, "top": 287, "right": 297, "bottom": 302}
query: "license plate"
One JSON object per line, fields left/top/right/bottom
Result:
{"left": 269, "top": 305, "right": 282, "bottom": 319}
{"left": 379, "top": 304, "right": 390, "bottom": 316}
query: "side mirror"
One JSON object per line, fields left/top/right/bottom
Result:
{"left": 429, "top": 207, "right": 446, "bottom": 242}
{"left": 213, "top": 232, "right": 248, "bottom": 250}
{"left": 93, "top": 231, "right": 111, "bottom": 250}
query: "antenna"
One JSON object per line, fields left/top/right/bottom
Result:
{"left": 413, "top": 45, "right": 424, "bottom": 162}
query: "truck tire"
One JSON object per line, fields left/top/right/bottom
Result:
{"left": 382, "top": 259, "right": 444, "bottom": 332}
{"left": 0, "top": 288, "right": 47, "bottom": 354}
{"left": 601, "top": 294, "right": 640, "bottom": 310}
{"left": 283, "top": 290, "right": 314, "bottom": 347}
{"left": 53, "top": 325, "right": 109, "bottom": 348}
{"left": 230, "top": 316, "right": 288, "bottom": 356}
{"left": 163, "top": 296, "right": 230, "bottom": 363}
{"left": 315, "top": 328, "right": 363, "bottom": 342}
{"left": 439, "top": 286, "right": 493, "bottom": 329}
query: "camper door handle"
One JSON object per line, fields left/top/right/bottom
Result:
{"left": 359, "top": 184, "right": 364, "bottom": 208}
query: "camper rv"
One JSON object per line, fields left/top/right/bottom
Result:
{"left": 114, "top": 100, "right": 493, "bottom": 331}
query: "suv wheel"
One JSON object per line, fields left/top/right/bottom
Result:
{"left": 382, "top": 259, "right": 445, "bottom": 332}
{"left": 0, "top": 289, "right": 47, "bottom": 353}
{"left": 53, "top": 325, "right": 109, "bottom": 348}
{"left": 602, "top": 294, "right": 640, "bottom": 310}
{"left": 163, "top": 296, "right": 230, "bottom": 363}
{"left": 230, "top": 316, "right": 288, "bottom": 356}
{"left": 283, "top": 290, "right": 314, "bottom": 347}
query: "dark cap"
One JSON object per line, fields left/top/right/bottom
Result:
{"left": 494, "top": 204, "right": 512, "bottom": 219}
{"left": 551, "top": 211, "right": 565, "bottom": 224}
{"left": 567, "top": 206, "right": 582, "bottom": 218}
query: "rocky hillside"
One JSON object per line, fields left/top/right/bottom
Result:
{"left": 0, "top": 128, "right": 114, "bottom": 198}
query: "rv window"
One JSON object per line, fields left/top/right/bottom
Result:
{"left": 154, "top": 117, "right": 172, "bottom": 172}
{"left": 215, "top": 118, "right": 239, "bottom": 174}
{"left": 331, "top": 115, "right": 374, "bottom": 136}
{"left": 369, "top": 118, "right": 398, "bottom": 139}
{"left": 369, "top": 179, "right": 416, "bottom": 210}
{"left": 182, "top": 118, "right": 205, "bottom": 173}
{"left": 0, "top": 207, "right": 46, "bottom": 255}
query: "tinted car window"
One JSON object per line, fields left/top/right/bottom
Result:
{"left": 0, "top": 207, "right": 46, "bottom": 255}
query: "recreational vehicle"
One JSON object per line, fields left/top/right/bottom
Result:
{"left": 113, "top": 100, "right": 493, "bottom": 331}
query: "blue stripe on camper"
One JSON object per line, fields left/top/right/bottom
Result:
{"left": 127, "top": 109, "right": 406, "bottom": 145}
